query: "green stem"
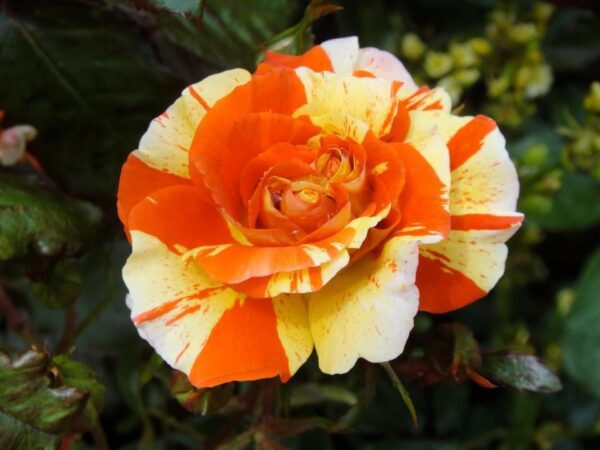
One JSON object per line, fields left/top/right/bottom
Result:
{"left": 380, "top": 362, "right": 419, "bottom": 428}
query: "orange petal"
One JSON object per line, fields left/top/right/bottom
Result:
{"left": 263, "top": 46, "right": 333, "bottom": 72}
{"left": 127, "top": 184, "right": 238, "bottom": 253}
{"left": 117, "top": 153, "right": 193, "bottom": 233}
{"left": 416, "top": 253, "right": 486, "bottom": 313}
{"left": 363, "top": 132, "right": 406, "bottom": 206}
{"left": 392, "top": 143, "right": 450, "bottom": 241}
{"left": 189, "top": 297, "right": 291, "bottom": 387}
{"left": 192, "top": 107, "right": 317, "bottom": 220}
{"left": 451, "top": 214, "right": 524, "bottom": 230}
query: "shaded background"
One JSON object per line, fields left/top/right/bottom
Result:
{"left": 0, "top": 0, "right": 599, "bottom": 449}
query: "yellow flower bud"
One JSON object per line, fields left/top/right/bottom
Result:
{"left": 583, "top": 81, "right": 600, "bottom": 113}
{"left": 450, "top": 42, "right": 478, "bottom": 68}
{"left": 454, "top": 68, "right": 481, "bottom": 86}
{"left": 509, "top": 23, "right": 538, "bottom": 44}
{"left": 468, "top": 37, "right": 492, "bottom": 56}
{"left": 401, "top": 33, "right": 426, "bottom": 61}
{"left": 516, "top": 64, "right": 553, "bottom": 99}
{"left": 424, "top": 51, "right": 453, "bottom": 78}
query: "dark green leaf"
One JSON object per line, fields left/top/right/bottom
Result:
{"left": 481, "top": 353, "right": 562, "bottom": 393}
{"left": 52, "top": 355, "right": 106, "bottom": 431}
{"left": 0, "top": 349, "right": 94, "bottom": 449}
{"left": 0, "top": 0, "right": 188, "bottom": 199}
{"left": 562, "top": 249, "right": 600, "bottom": 398}
{"left": 0, "top": 174, "right": 100, "bottom": 260}
{"left": 31, "top": 257, "right": 82, "bottom": 309}
{"left": 150, "top": 0, "right": 303, "bottom": 69}
{"left": 132, "top": 0, "right": 205, "bottom": 16}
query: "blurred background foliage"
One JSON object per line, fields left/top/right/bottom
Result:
{"left": 0, "top": 0, "right": 599, "bottom": 449}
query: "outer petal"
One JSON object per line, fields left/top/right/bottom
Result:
{"left": 263, "top": 46, "right": 333, "bottom": 72}
{"left": 117, "top": 69, "right": 251, "bottom": 228}
{"left": 124, "top": 231, "right": 313, "bottom": 387}
{"left": 117, "top": 153, "right": 192, "bottom": 231}
{"left": 138, "top": 69, "right": 251, "bottom": 179}
{"left": 416, "top": 112, "right": 523, "bottom": 312}
{"left": 320, "top": 37, "right": 360, "bottom": 74}
{"left": 391, "top": 111, "right": 452, "bottom": 243}
{"left": 417, "top": 221, "right": 522, "bottom": 313}
{"left": 295, "top": 69, "right": 407, "bottom": 138}
{"left": 427, "top": 112, "right": 520, "bottom": 215}
{"left": 356, "top": 47, "right": 417, "bottom": 90}
{"left": 308, "top": 238, "right": 419, "bottom": 374}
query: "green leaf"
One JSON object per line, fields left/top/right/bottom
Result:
{"left": 562, "top": 249, "right": 600, "bottom": 398}
{"left": 0, "top": 174, "right": 100, "bottom": 260}
{"left": 134, "top": 0, "right": 205, "bottom": 16}
{"left": 481, "top": 353, "right": 562, "bottom": 393}
{"left": 0, "top": 0, "right": 187, "bottom": 199}
{"left": 149, "top": 0, "right": 303, "bottom": 69}
{"left": 31, "top": 258, "right": 82, "bottom": 309}
{"left": 0, "top": 349, "right": 99, "bottom": 449}
{"left": 52, "top": 355, "right": 105, "bottom": 431}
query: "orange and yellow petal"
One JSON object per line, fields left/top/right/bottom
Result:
{"left": 308, "top": 238, "right": 419, "bottom": 374}
{"left": 127, "top": 184, "right": 240, "bottom": 252}
{"left": 417, "top": 218, "right": 522, "bottom": 313}
{"left": 185, "top": 205, "right": 388, "bottom": 285}
{"left": 263, "top": 45, "right": 333, "bottom": 72}
{"left": 137, "top": 69, "right": 251, "bottom": 179}
{"left": 189, "top": 67, "right": 310, "bottom": 216}
{"left": 431, "top": 112, "right": 520, "bottom": 215}
{"left": 124, "top": 231, "right": 312, "bottom": 387}
{"left": 232, "top": 250, "right": 350, "bottom": 298}
{"left": 294, "top": 70, "right": 401, "bottom": 138}
{"left": 117, "top": 153, "right": 192, "bottom": 232}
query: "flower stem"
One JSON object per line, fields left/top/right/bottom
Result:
{"left": 380, "top": 362, "right": 419, "bottom": 429}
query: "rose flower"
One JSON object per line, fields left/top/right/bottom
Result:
{"left": 118, "top": 37, "right": 522, "bottom": 387}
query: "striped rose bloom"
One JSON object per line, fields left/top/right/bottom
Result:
{"left": 117, "top": 37, "right": 522, "bottom": 387}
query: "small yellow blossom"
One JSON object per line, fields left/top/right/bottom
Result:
{"left": 424, "top": 51, "right": 453, "bottom": 78}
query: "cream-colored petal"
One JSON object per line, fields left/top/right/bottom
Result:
{"left": 272, "top": 294, "right": 314, "bottom": 375}
{"left": 124, "top": 231, "right": 313, "bottom": 384}
{"left": 419, "top": 222, "right": 521, "bottom": 300}
{"left": 356, "top": 47, "right": 417, "bottom": 90}
{"left": 136, "top": 69, "right": 251, "bottom": 178}
{"left": 309, "top": 238, "right": 419, "bottom": 374}
{"left": 294, "top": 69, "right": 399, "bottom": 137}
{"left": 413, "top": 111, "right": 520, "bottom": 215}
{"left": 124, "top": 231, "right": 237, "bottom": 375}
{"left": 320, "top": 36, "right": 360, "bottom": 74}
